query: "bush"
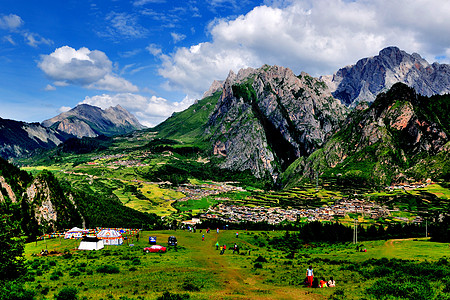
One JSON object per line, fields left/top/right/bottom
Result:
{"left": 181, "top": 281, "right": 201, "bottom": 291}
{"left": 157, "top": 291, "right": 190, "bottom": 300}
{"left": 0, "top": 281, "right": 36, "bottom": 300}
{"left": 55, "top": 287, "right": 78, "bottom": 300}
{"left": 96, "top": 265, "right": 120, "bottom": 274}
{"left": 255, "top": 256, "right": 268, "bottom": 263}
{"left": 254, "top": 263, "right": 263, "bottom": 269}
{"left": 69, "top": 270, "right": 81, "bottom": 277}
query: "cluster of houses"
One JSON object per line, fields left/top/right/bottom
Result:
{"left": 200, "top": 197, "right": 395, "bottom": 224}
{"left": 176, "top": 183, "right": 245, "bottom": 202}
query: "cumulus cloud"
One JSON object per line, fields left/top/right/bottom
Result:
{"left": 0, "top": 14, "right": 23, "bottom": 30}
{"left": 38, "top": 46, "right": 138, "bottom": 92}
{"left": 157, "top": 0, "right": 450, "bottom": 97}
{"left": 80, "top": 93, "right": 195, "bottom": 127}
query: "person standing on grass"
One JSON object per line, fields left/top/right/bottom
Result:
{"left": 306, "top": 265, "right": 314, "bottom": 287}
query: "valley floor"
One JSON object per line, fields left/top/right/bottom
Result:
{"left": 24, "top": 230, "right": 450, "bottom": 300}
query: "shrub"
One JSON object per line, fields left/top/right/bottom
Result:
{"left": 255, "top": 256, "right": 268, "bottom": 263}
{"left": 50, "top": 270, "right": 63, "bottom": 281}
{"left": 55, "top": 287, "right": 78, "bottom": 300}
{"left": 69, "top": 270, "right": 81, "bottom": 277}
{"left": 97, "top": 265, "right": 120, "bottom": 274}
{"left": 157, "top": 291, "right": 190, "bottom": 300}
{"left": 254, "top": 263, "right": 263, "bottom": 269}
{"left": 181, "top": 281, "right": 201, "bottom": 292}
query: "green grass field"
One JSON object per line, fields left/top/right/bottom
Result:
{"left": 24, "top": 230, "right": 450, "bottom": 300}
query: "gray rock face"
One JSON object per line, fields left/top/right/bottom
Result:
{"left": 0, "top": 117, "right": 72, "bottom": 159}
{"left": 42, "top": 104, "right": 145, "bottom": 138}
{"left": 206, "top": 65, "right": 348, "bottom": 182}
{"left": 323, "top": 46, "right": 450, "bottom": 106}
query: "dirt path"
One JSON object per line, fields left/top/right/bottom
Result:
{"left": 188, "top": 233, "right": 325, "bottom": 300}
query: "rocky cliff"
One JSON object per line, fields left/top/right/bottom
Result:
{"left": 283, "top": 83, "right": 450, "bottom": 187}
{"left": 322, "top": 46, "right": 450, "bottom": 106}
{"left": 206, "top": 65, "right": 348, "bottom": 182}
{"left": 42, "top": 104, "right": 145, "bottom": 138}
{"left": 0, "top": 117, "right": 73, "bottom": 159}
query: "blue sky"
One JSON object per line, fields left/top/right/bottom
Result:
{"left": 1, "top": 0, "right": 450, "bottom": 126}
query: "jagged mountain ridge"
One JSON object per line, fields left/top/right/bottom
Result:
{"left": 205, "top": 65, "right": 348, "bottom": 182}
{"left": 42, "top": 104, "right": 145, "bottom": 138}
{"left": 322, "top": 46, "right": 450, "bottom": 106}
{"left": 283, "top": 83, "right": 450, "bottom": 187}
{"left": 0, "top": 117, "right": 73, "bottom": 159}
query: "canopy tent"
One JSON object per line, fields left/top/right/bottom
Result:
{"left": 97, "top": 229, "right": 123, "bottom": 245}
{"left": 64, "top": 227, "right": 89, "bottom": 239}
{"left": 78, "top": 236, "right": 104, "bottom": 251}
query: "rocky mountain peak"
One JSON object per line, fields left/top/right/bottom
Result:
{"left": 324, "top": 46, "right": 450, "bottom": 106}
{"left": 206, "top": 64, "right": 348, "bottom": 182}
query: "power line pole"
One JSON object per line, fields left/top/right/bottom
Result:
{"left": 353, "top": 219, "right": 358, "bottom": 244}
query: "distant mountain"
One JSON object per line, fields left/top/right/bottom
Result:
{"left": 322, "top": 46, "right": 450, "bottom": 106}
{"left": 282, "top": 83, "right": 450, "bottom": 187}
{"left": 42, "top": 104, "right": 146, "bottom": 138}
{"left": 0, "top": 117, "right": 73, "bottom": 159}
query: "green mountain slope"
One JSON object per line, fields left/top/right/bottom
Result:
{"left": 0, "top": 158, "right": 162, "bottom": 239}
{"left": 150, "top": 91, "right": 221, "bottom": 146}
{"left": 283, "top": 83, "right": 450, "bottom": 187}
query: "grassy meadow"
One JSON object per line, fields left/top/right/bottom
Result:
{"left": 24, "top": 229, "right": 450, "bottom": 300}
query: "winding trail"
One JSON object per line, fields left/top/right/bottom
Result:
{"left": 187, "top": 232, "right": 325, "bottom": 300}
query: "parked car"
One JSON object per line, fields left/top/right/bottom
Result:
{"left": 149, "top": 236, "right": 157, "bottom": 245}
{"left": 168, "top": 236, "right": 177, "bottom": 246}
{"left": 143, "top": 245, "right": 167, "bottom": 253}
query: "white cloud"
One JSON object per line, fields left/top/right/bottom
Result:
{"left": 58, "top": 106, "right": 72, "bottom": 113}
{"left": 171, "top": 32, "right": 186, "bottom": 43}
{"left": 80, "top": 93, "right": 195, "bottom": 127}
{"left": 0, "top": 14, "right": 23, "bottom": 30}
{"left": 3, "top": 35, "right": 15, "bottom": 45}
{"left": 38, "top": 46, "right": 138, "bottom": 92}
{"left": 102, "top": 12, "right": 148, "bottom": 39}
{"left": 147, "top": 44, "right": 162, "bottom": 56}
{"left": 24, "top": 32, "right": 53, "bottom": 48}
{"left": 44, "top": 84, "right": 56, "bottom": 91}
{"left": 133, "top": 0, "right": 166, "bottom": 6}
{"left": 157, "top": 0, "right": 450, "bottom": 97}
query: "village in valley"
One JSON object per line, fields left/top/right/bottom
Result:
{"left": 199, "top": 197, "right": 406, "bottom": 225}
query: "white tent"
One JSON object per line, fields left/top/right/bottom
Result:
{"left": 78, "top": 236, "right": 104, "bottom": 251}
{"left": 97, "top": 229, "right": 123, "bottom": 245}
{"left": 64, "top": 227, "right": 88, "bottom": 239}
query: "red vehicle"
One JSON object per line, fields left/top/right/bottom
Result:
{"left": 143, "top": 245, "right": 167, "bottom": 253}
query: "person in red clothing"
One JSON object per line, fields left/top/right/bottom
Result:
{"left": 319, "top": 278, "right": 328, "bottom": 288}
{"left": 306, "top": 265, "right": 314, "bottom": 287}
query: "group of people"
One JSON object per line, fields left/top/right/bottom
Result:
{"left": 215, "top": 242, "right": 240, "bottom": 255}
{"left": 305, "top": 265, "right": 335, "bottom": 288}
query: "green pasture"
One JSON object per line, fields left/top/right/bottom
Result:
{"left": 24, "top": 230, "right": 450, "bottom": 300}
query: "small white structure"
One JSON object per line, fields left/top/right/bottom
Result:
{"left": 64, "top": 227, "right": 88, "bottom": 239}
{"left": 78, "top": 236, "right": 104, "bottom": 251}
{"left": 97, "top": 229, "right": 123, "bottom": 245}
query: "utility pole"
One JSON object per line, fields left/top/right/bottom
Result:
{"left": 353, "top": 219, "right": 358, "bottom": 244}
{"left": 425, "top": 219, "right": 427, "bottom": 238}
